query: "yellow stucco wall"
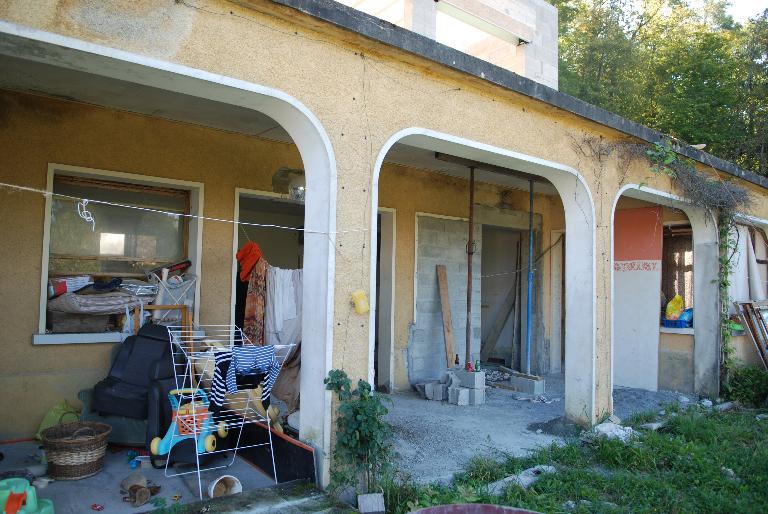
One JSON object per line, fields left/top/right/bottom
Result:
{"left": 2, "top": 0, "right": 768, "bottom": 431}
{"left": 0, "top": 89, "right": 565, "bottom": 436}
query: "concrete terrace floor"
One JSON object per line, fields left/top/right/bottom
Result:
{"left": 385, "top": 373, "right": 690, "bottom": 483}
{"left": 0, "top": 441, "right": 274, "bottom": 513}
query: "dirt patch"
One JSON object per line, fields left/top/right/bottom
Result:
{"left": 527, "top": 416, "right": 582, "bottom": 438}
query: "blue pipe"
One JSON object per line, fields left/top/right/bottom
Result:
{"left": 526, "top": 179, "right": 534, "bottom": 374}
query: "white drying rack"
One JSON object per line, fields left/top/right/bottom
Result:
{"left": 163, "top": 324, "right": 296, "bottom": 499}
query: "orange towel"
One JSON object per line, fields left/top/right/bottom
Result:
{"left": 236, "top": 242, "right": 263, "bottom": 282}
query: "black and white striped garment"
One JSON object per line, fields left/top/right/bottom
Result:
{"left": 227, "top": 345, "right": 280, "bottom": 404}
{"left": 209, "top": 349, "right": 232, "bottom": 412}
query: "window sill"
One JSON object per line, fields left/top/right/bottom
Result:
{"left": 33, "top": 332, "right": 125, "bottom": 345}
{"left": 659, "top": 327, "right": 694, "bottom": 335}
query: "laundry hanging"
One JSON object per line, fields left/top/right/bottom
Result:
{"left": 243, "top": 259, "right": 268, "bottom": 344}
{"left": 265, "top": 266, "right": 303, "bottom": 347}
{"left": 729, "top": 225, "right": 767, "bottom": 313}
{"left": 209, "top": 345, "right": 280, "bottom": 411}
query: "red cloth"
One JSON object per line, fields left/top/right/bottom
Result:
{"left": 236, "top": 242, "right": 263, "bottom": 282}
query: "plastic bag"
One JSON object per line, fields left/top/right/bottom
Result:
{"left": 665, "top": 294, "right": 685, "bottom": 320}
{"left": 36, "top": 400, "right": 80, "bottom": 439}
{"left": 678, "top": 308, "right": 693, "bottom": 324}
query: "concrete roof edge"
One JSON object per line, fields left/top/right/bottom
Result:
{"left": 268, "top": 0, "right": 768, "bottom": 190}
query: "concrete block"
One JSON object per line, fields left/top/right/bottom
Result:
{"left": 506, "top": 374, "right": 545, "bottom": 395}
{"left": 449, "top": 387, "right": 469, "bottom": 406}
{"left": 430, "top": 384, "right": 447, "bottom": 401}
{"left": 424, "top": 381, "right": 446, "bottom": 400}
{"left": 358, "top": 492, "right": 385, "bottom": 514}
{"left": 454, "top": 370, "right": 486, "bottom": 389}
{"left": 469, "top": 387, "right": 486, "bottom": 405}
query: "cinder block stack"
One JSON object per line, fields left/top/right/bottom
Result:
{"left": 449, "top": 370, "right": 486, "bottom": 406}
{"left": 417, "top": 369, "right": 486, "bottom": 405}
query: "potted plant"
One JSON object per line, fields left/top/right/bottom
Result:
{"left": 324, "top": 369, "right": 392, "bottom": 513}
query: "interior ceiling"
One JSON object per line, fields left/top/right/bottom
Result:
{"left": 240, "top": 194, "right": 304, "bottom": 215}
{"left": 0, "top": 53, "right": 556, "bottom": 195}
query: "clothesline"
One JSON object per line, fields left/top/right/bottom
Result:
{"left": 0, "top": 181, "right": 369, "bottom": 236}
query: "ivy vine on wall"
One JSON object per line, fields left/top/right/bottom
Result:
{"left": 644, "top": 140, "right": 751, "bottom": 386}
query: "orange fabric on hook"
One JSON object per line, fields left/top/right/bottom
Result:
{"left": 236, "top": 242, "right": 263, "bottom": 282}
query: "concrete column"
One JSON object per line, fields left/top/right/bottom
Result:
{"left": 688, "top": 211, "right": 720, "bottom": 397}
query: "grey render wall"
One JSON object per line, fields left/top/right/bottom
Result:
{"left": 336, "top": 0, "right": 559, "bottom": 89}
{"left": 410, "top": 215, "right": 482, "bottom": 383}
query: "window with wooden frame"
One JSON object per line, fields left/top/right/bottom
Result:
{"left": 37, "top": 168, "right": 201, "bottom": 343}
{"left": 49, "top": 175, "right": 190, "bottom": 277}
{"left": 661, "top": 224, "right": 694, "bottom": 313}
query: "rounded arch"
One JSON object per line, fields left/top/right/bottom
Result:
{"left": 0, "top": 21, "right": 337, "bottom": 482}
{"left": 611, "top": 184, "right": 719, "bottom": 397}
{"left": 369, "top": 127, "right": 600, "bottom": 424}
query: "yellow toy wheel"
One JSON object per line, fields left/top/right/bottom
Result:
{"left": 150, "top": 437, "right": 161, "bottom": 455}
{"left": 217, "top": 421, "right": 229, "bottom": 438}
{"left": 204, "top": 434, "right": 217, "bottom": 452}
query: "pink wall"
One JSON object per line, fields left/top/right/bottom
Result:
{"left": 614, "top": 207, "right": 662, "bottom": 261}
{"left": 613, "top": 206, "right": 663, "bottom": 390}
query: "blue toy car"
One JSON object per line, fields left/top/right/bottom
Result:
{"left": 150, "top": 388, "right": 228, "bottom": 457}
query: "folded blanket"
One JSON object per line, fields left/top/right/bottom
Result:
{"left": 47, "top": 291, "right": 151, "bottom": 315}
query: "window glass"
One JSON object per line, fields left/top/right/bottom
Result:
{"left": 50, "top": 175, "right": 189, "bottom": 276}
{"left": 662, "top": 225, "right": 694, "bottom": 310}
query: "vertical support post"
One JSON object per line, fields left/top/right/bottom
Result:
{"left": 466, "top": 166, "right": 476, "bottom": 367}
{"left": 525, "top": 179, "right": 534, "bottom": 374}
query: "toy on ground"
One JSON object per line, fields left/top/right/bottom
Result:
{"left": 150, "top": 388, "right": 228, "bottom": 457}
{"left": 0, "top": 478, "right": 54, "bottom": 514}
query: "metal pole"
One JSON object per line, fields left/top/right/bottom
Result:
{"left": 525, "top": 179, "right": 534, "bottom": 374}
{"left": 466, "top": 166, "right": 475, "bottom": 368}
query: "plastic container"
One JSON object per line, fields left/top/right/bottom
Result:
{"left": 662, "top": 318, "right": 691, "bottom": 328}
{"left": 208, "top": 475, "right": 242, "bottom": 498}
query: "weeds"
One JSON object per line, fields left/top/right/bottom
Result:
{"left": 723, "top": 366, "right": 768, "bottom": 407}
{"left": 383, "top": 408, "right": 768, "bottom": 513}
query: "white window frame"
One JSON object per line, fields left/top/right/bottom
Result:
{"left": 34, "top": 163, "right": 204, "bottom": 345}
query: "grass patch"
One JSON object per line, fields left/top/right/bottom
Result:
{"left": 382, "top": 408, "right": 768, "bottom": 513}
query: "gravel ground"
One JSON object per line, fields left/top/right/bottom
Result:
{"left": 385, "top": 373, "right": 697, "bottom": 483}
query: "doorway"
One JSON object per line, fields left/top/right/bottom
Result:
{"left": 375, "top": 209, "right": 395, "bottom": 392}
{"left": 233, "top": 192, "right": 304, "bottom": 329}
{"left": 480, "top": 226, "right": 523, "bottom": 368}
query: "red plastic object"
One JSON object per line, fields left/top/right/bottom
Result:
{"left": 465, "top": 361, "right": 474, "bottom": 372}
{"left": 4, "top": 492, "right": 27, "bottom": 514}
{"left": 411, "top": 506, "right": 542, "bottom": 514}
{"left": 91, "top": 504, "right": 105, "bottom": 511}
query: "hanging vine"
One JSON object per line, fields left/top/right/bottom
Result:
{"left": 644, "top": 140, "right": 751, "bottom": 385}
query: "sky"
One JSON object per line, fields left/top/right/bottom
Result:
{"left": 727, "top": 0, "right": 768, "bottom": 22}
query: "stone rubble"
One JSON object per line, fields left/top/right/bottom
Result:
{"left": 639, "top": 421, "right": 665, "bottom": 431}
{"left": 714, "top": 401, "right": 738, "bottom": 412}
{"left": 591, "top": 422, "right": 637, "bottom": 443}
{"left": 486, "top": 465, "right": 556, "bottom": 495}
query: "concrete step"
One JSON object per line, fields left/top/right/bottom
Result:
{"left": 150, "top": 480, "right": 357, "bottom": 513}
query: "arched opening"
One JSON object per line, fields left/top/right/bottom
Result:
{"left": 611, "top": 185, "right": 720, "bottom": 405}
{"left": 368, "top": 128, "right": 597, "bottom": 480}
{"left": 0, "top": 22, "right": 336, "bottom": 486}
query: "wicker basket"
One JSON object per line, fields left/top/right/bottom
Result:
{"left": 41, "top": 421, "right": 112, "bottom": 480}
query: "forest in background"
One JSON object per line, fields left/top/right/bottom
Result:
{"left": 551, "top": 0, "right": 767, "bottom": 174}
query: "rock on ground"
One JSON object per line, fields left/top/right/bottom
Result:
{"left": 592, "top": 422, "right": 636, "bottom": 443}
{"left": 487, "top": 465, "right": 556, "bottom": 494}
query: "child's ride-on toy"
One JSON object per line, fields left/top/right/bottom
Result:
{"left": 0, "top": 478, "right": 54, "bottom": 514}
{"left": 150, "top": 388, "right": 228, "bottom": 457}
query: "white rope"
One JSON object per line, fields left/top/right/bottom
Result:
{"left": 0, "top": 181, "right": 368, "bottom": 235}
{"left": 76, "top": 199, "right": 95, "bottom": 231}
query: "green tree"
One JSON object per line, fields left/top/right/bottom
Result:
{"left": 554, "top": 0, "right": 768, "bottom": 175}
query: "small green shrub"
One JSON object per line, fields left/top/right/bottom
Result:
{"left": 724, "top": 366, "right": 768, "bottom": 407}
{"left": 325, "top": 369, "right": 392, "bottom": 493}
